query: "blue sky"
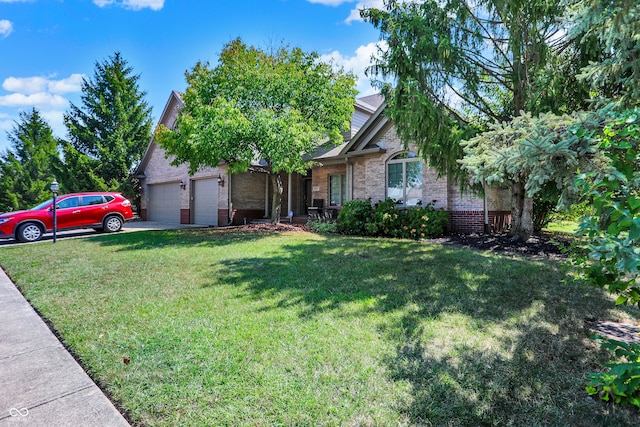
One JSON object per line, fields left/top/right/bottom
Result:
{"left": 0, "top": 0, "right": 386, "bottom": 153}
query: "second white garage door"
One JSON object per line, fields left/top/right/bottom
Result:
{"left": 193, "top": 178, "right": 218, "bottom": 226}
{"left": 147, "top": 183, "right": 180, "bottom": 223}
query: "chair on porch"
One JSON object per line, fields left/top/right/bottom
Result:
{"left": 307, "top": 199, "right": 324, "bottom": 220}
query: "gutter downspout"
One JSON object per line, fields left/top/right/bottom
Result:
{"left": 483, "top": 179, "right": 490, "bottom": 234}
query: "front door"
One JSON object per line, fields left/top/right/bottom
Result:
{"left": 303, "top": 178, "right": 312, "bottom": 211}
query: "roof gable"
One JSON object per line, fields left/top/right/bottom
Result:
{"left": 135, "top": 91, "right": 184, "bottom": 176}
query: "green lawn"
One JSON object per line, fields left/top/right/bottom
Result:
{"left": 543, "top": 219, "right": 579, "bottom": 235}
{"left": 1, "top": 229, "right": 639, "bottom": 426}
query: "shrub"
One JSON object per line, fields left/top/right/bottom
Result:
{"left": 370, "top": 198, "right": 401, "bottom": 236}
{"left": 338, "top": 198, "right": 448, "bottom": 240}
{"left": 337, "top": 199, "right": 374, "bottom": 235}
{"left": 586, "top": 338, "right": 640, "bottom": 409}
{"left": 397, "top": 203, "right": 448, "bottom": 239}
{"left": 308, "top": 220, "right": 337, "bottom": 234}
{"left": 566, "top": 109, "right": 640, "bottom": 409}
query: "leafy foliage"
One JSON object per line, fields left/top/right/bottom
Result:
{"left": 337, "top": 198, "right": 447, "bottom": 239}
{"left": 570, "top": 109, "right": 640, "bottom": 307}
{"left": 307, "top": 220, "right": 338, "bottom": 234}
{"left": 0, "top": 109, "right": 59, "bottom": 212}
{"left": 63, "top": 52, "right": 152, "bottom": 195}
{"left": 156, "top": 38, "right": 357, "bottom": 222}
{"left": 362, "top": 0, "right": 575, "bottom": 239}
{"left": 586, "top": 338, "right": 640, "bottom": 409}
{"left": 460, "top": 111, "right": 606, "bottom": 238}
{"left": 567, "top": 0, "right": 640, "bottom": 109}
{"left": 336, "top": 199, "right": 375, "bottom": 236}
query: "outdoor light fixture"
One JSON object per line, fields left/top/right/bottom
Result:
{"left": 180, "top": 179, "right": 186, "bottom": 189}
{"left": 50, "top": 179, "right": 59, "bottom": 243}
{"left": 217, "top": 174, "right": 225, "bottom": 187}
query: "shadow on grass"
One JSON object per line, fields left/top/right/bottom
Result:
{"left": 210, "top": 233, "right": 637, "bottom": 425}
{"left": 88, "top": 229, "right": 638, "bottom": 424}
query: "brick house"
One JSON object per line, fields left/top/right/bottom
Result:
{"left": 136, "top": 91, "right": 510, "bottom": 232}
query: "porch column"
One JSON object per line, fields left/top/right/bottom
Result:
{"left": 264, "top": 174, "right": 269, "bottom": 217}
{"left": 287, "top": 173, "right": 292, "bottom": 215}
{"left": 346, "top": 159, "right": 353, "bottom": 201}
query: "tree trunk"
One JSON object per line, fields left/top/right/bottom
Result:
{"left": 510, "top": 180, "right": 534, "bottom": 241}
{"left": 270, "top": 172, "right": 283, "bottom": 223}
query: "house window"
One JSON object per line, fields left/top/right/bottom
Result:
{"left": 387, "top": 152, "right": 423, "bottom": 206}
{"left": 329, "top": 174, "right": 346, "bottom": 206}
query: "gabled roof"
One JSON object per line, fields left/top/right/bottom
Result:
{"left": 355, "top": 93, "right": 384, "bottom": 112}
{"left": 135, "top": 91, "right": 184, "bottom": 177}
{"left": 313, "top": 101, "right": 390, "bottom": 162}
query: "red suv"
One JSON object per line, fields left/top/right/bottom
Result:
{"left": 0, "top": 192, "right": 135, "bottom": 243}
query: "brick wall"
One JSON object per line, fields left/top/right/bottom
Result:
{"left": 312, "top": 164, "right": 346, "bottom": 207}
{"left": 140, "top": 143, "right": 229, "bottom": 216}
{"left": 350, "top": 127, "right": 450, "bottom": 209}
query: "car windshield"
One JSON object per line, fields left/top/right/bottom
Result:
{"left": 30, "top": 199, "right": 53, "bottom": 211}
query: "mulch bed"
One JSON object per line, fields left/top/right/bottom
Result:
{"left": 427, "top": 232, "right": 570, "bottom": 259}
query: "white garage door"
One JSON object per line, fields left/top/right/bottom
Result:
{"left": 147, "top": 183, "right": 180, "bottom": 223}
{"left": 193, "top": 178, "right": 218, "bottom": 226}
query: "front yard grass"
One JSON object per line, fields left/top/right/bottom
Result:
{"left": 1, "top": 229, "right": 639, "bottom": 426}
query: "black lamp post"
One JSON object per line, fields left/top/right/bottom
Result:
{"left": 50, "top": 179, "right": 59, "bottom": 243}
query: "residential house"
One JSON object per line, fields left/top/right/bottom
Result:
{"left": 136, "top": 91, "right": 511, "bottom": 232}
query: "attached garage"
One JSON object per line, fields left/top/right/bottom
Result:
{"left": 192, "top": 178, "right": 218, "bottom": 226}
{"left": 147, "top": 183, "right": 180, "bottom": 223}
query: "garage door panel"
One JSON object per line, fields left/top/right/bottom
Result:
{"left": 148, "top": 183, "right": 180, "bottom": 223}
{"left": 193, "top": 179, "right": 218, "bottom": 226}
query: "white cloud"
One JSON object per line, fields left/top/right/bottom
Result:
{"left": 0, "top": 92, "right": 69, "bottom": 108}
{"left": 0, "top": 74, "right": 85, "bottom": 143}
{"left": 47, "top": 74, "right": 85, "bottom": 94}
{"left": 2, "top": 74, "right": 85, "bottom": 96}
{"left": 0, "top": 20, "right": 13, "bottom": 38}
{"left": 93, "top": 0, "right": 164, "bottom": 11}
{"left": 320, "top": 41, "right": 387, "bottom": 95}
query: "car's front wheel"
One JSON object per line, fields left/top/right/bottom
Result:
{"left": 17, "top": 223, "right": 44, "bottom": 242}
{"left": 103, "top": 216, "right": 123, "bottom": 233}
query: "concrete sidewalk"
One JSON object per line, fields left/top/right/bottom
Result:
{"left": 0, "top": 268, "right": 130, "bottom": 426}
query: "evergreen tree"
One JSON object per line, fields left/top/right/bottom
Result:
{"left": 567, "top": 0, "right": 640, "bottom": 109}
{"left": 63, "top": 52, "right": 153, "bottom": 192}
{"left": 0, "top": 108, "right": 59, "bottom": 212}
{"left": 362, "top": 0, "right": 579, "bottom": 240}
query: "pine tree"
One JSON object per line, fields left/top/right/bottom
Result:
{"left": 567, "top": 0, "right": 640, "bottom": 109}
{"left": 0, "top": 108, "right": 59, "bottom": 212}
{"left": 63, "top": 52, "right": 153, "bottom": 192}
{"left": 362, "top": 0, "right": 586, "bottom": 239}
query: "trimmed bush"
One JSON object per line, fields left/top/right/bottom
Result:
{"left": 337, "top": 198, "right": 448, "bottom": 240}
{"left": 337, "top": 199, "right": 374, "bottom": 235}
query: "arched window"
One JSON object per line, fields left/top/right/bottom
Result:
{"left": 387, "top": 151, "right": 423, "bottom": 207}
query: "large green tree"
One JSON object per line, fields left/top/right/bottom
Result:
{"left": 363, "top": 0, "right": 579, "bottom": 239}
{"left": 156, "top": 38, "right": 357, "bottom": 222}
{"left": 566, "top": 0, "right": 640, "bottom": 109}
{"left": 63, "top": 52, "right": 153, "bottom": 192}
{"left": 0, "top": 108, "right": 59, "bottom": 212}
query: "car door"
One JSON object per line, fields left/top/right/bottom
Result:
{"left": 79, "top": 195, "right": 108, "bottom": 226}
{"left": 54, "top": 196, "right": 83, "bottom": 229}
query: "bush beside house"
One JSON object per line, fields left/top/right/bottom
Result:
{"left": 337, "top": 198, "right": 448, "bottom": 240}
